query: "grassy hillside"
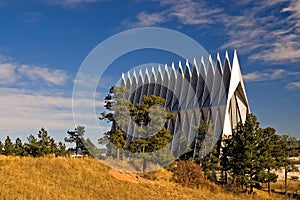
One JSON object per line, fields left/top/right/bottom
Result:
{"left": 0, "top": 156, "right": 285, "bottom": 200}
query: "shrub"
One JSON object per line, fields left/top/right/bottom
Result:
{"left": 171, "top": 160, "right": 204, "bottom": 188}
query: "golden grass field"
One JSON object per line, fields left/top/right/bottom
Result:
{"left": 0, "top": 156, "right": 287, "bottom": 200}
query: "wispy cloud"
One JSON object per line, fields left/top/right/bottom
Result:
{"left": 287, "top": 82, "right": 300, "bottom": 90}
{"left": 243, "top": 69, "right": 286, "bottom": 82}
{"left": 219, "top": 0, "right": 300, "bottom": 63}
{"left": 44, "top": 0, "right": 102, "bottom": 8}
{"left": 18, "top": 64, "right": 68, "bottom": 86}
{"left": 123, "top": 12, "right": 167, "bottom": 27}
{"left": 160, "top": 0, "right": 222, "bottom": 25}
{"left": 243, "top": 68, "right": 300, "bottom": 91}
{"left": 0, "top": 61, "right": 68, "bottom": 86}
{"left": 127, "top": 0, "right": 300, "bottom": 63}
{"left": 0, "top": 87, "right": 104, "bottom": 138}
{"left": 124, "top": 0, "right": 222, "bottom": 28}
{"left": 0, "top": 63, "right": 17, "bottom": 84}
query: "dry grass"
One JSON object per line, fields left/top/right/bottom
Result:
{"left": 0, "top": 156, "right": 287, "bottom": 200}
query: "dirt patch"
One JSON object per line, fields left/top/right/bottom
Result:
{"left": 109, "top": 169, "right": 140, "bottom": 184}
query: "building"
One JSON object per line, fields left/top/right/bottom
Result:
{"left": 117, "top": 50, "right": 250, "bottom": 157}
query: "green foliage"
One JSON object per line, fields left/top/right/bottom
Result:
{"left": 14, "top": 138, "right": 24, "bottom": 156}
{"left": 24, "top": 134, "right": 40, "bottom": 157}
{"left": 99, "top": 86, "right": 175, "bottom": 167}
{"left": 0, "top": 141, "right": 3, "bottom": 154}
{"left": 37, "top": 128, "right": 57, "bottom": 156}
{"left": 65, "top": 126, "right": 89, "bottom": 155}
{"left": 22, "top": 128, "right": 68, "bottom": 157}
{"left": 56, "top": 141, "right": 68, "bottom": 157}
{"left": 4, "top": 136, "right": 15, "bottom": 156}
{"left": 220, "top": 114, "right": 299, "bottom": 194}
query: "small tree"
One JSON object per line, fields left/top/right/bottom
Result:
{"left": 100, "top": 86, "right": 133, "bottom": 161}
{"left": 14, "top": 137, "right": 24, "bottom": 156}
{"left": 65, "top": 126, "right": 87, "bottom": 155}
{"left": 56, "top": 141, "right": 68, "bottom": 157}
{"left": 37, "top": 128, "right": 57, "bottom": 156}
{"left": 0, "top": 141, "right": 3, "bottom": 155}
{"left": 276, "top": 134, "right": 299, "bottom": 193}
{"left": 24, "top": 134, "right": 40, "bottom": 157}
{"left": 3, "top": 136, "right": 15, "bottom": 156}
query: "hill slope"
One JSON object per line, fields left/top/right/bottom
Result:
{"left": 0, "top": 156, "right": 283, "bottom": 200}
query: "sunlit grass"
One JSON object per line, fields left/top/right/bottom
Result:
{"left": 0, "top": 156, "right": 286, "bottom": 200}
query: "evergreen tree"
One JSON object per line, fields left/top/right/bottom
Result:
{"left": 56, "top": 141, "right": 68, "bottom": 157}
{"left": 0, "top": 141, "right": 4, "bottom": 155}
{"left": 276, "top": 134, "right": 299, "bottom": 193}
{"left": 128, "top": 95, "right": 174, "bottom": 171}
{"left": 65, "top": 126, "right": 88, "bottom": 155}
{"left": 256, "top": 127, "right": 280, "bottom": 193}
{"left": 37, "top": 128, "right": 57, "bottom": 156}
{"left": 24, "top": 134, "right": 40, "bottom": 157}
{"left": 100, "top": 86, "right": 133, "bottom": 161}
{"left": 14, "top": 137, "right": 24, "bottom": 156}
{"left": 100, "top": 86, "right": 175, "bottom": 170}
{"left": 222, "top": 114, "right": 264, "bottom": 192}
{"left": 3, "top": 136, "right": 14, "bottom": 156}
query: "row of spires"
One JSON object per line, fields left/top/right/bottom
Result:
{"left": 120, "top": 50, "right": 236, "bottom": 86}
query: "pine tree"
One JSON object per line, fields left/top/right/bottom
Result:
{"left": 4, "top": 136, "right": 15, "bottom": 156}
{"left": 256, "top": 127, "right": 280, "bottom": 193}
{"left": 0, "top": 141, "right": 4, "bottom": 155}
{"left": 24, "top": 134, "right": 40, "bottom": 157}
{"left": 65, "top": 126, "right": 88, "bottom": 156}
{"left": 56, "top": 142, "right": 68, "bottom": 157}
{"left": 128, "top": 95, "right": 174, "bottom": 171}
{"left": 14, "top": 137, "right": 24, "bottom": 156}
{"left": 222, "top": 114, "right": 264, "bottom": 192}
{"left": 100, "top": 86, "right": 175, "bottom": 170}
{"left": 37, "top": 128, "right": 57, "bottom": 156}
{"left": 276, "top": 134, "right": 299, "bottom": 193}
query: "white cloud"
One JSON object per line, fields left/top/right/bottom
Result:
{"left": 125, "top": 0, "right": 222, "bottom": 28}
{"left": 0, "top": 63, "right": 17, "bottom": 84}
{"left": 243, "top": 69, "right": 300, "bottom": 82}
{"left": 18, "top": 64, "right": 68, "bottom": 86}
{"left": 161, "top": 0, "right": 222, "bottom": 25}
{"left": 137, "top": 12, "right": 166, "bottom": 26}
{"left": 128, "top": 0, "right": 300, "bottom": 63}
{"left": 243, "top": 69, "right": 284, "bottom": 82}
{"left": 0, "top": 88, "right": 104, "bottom": 138}
{"left": 219, "top": 1, "right": 300, "bottom": 63}
{"left": 287, "top": 82, "right": 300, "bottom": 90}
{"left": 0, "top": 61, "right": 68, "bottom": 86}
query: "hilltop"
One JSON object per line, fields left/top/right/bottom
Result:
{"left": 0, "top": 156, "right": 285, "bottom": 200}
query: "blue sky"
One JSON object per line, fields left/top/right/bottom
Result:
{"left": 0, "top": 0, "right": 300, "bottom": 143}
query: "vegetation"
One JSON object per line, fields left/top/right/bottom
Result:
{"left": 0, "top": 127, "right": 95, "bottom": 158}
{"left": 220, "top": 114, "right": 298, "bottom": 194}
{"left": 99, "top": 85, "right": 300, "bottom": 195}
{"left": 0, "top": 156, "right": 286, "bottom": 200}
{"left": 100, "top": 86, "right": 175, "bottom": 171}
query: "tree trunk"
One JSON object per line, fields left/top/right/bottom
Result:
{"left": 267, "top": 168, "right": 271, "bottom": 194}
{"left": 75, "top": 141, "right": 78, "bottom": 155}
{"left": 142, "top": 158, "right": 147, "bottom": 173}
{"left": 284, "top": 166, "right": 288, "bottom": 194}
{"left": 193, "top": 138, "right": 198, "bottom": 159}
{"left": 116, "top": 148, "right": 120, "bottom": 162}
{"left": 250, "top": 185, "right": 253, "bottom": 194}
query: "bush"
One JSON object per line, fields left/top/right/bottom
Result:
{"left": 171, "top": 160, "right": 204, "bottom": 188}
